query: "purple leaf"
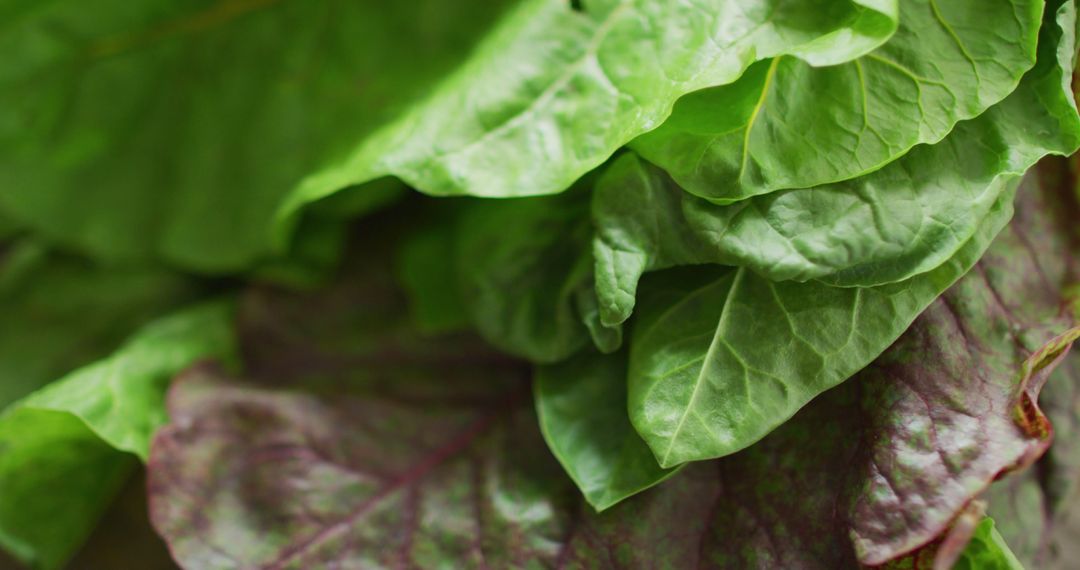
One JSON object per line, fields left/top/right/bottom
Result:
{"left": 148, "top": 159, "right": 1079, "bottom": 568}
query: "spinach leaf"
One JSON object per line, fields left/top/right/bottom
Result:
{"left": 632, "top": 0, "right": 1043, "bottom": 202}
{"left": 628, "top": 186, "right": 1017, "bottom": 466}
{"left": 535, "top": 349, "right": 676, "bottom": 510}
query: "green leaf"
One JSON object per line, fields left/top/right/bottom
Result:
{"left": 0, "top": 301, "right": 236, "bottom": 570}
{"left": 396, "top": 219, "right": 471, "bottom": 335}
{"left": 628, "top": 187, "right": 1016, "bottom": 467}
{"left": 631, "top": 0, "right": 1042, "bottom": 202}
{"left": 0, "top": 242, "right": 200, "bottom": 408}
{"left": 535, "top": 350, "right": 676, "bottom": 511}
{"left": 593, "top": 2, "right": 1080, "bottom": 327}
{"left": 0, "top": 0, "right": 512, "bottom": 271}
{"left": 275, "top": 0, "right": 898, "bottom": 216}
{"left": 953, "top": 518, "right": 1025, "bottom": 570}
{"left": 456, "top": 191, "right": 594, "bottom": 363}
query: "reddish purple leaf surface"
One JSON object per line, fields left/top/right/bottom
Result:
{"left": 148, "top": 159, "right": 1079, "bottom": 569}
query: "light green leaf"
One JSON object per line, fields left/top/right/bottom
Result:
{"left": 275, "top": 0, "right": 898, "bottom": 221}
{"left": 953, "top": 518, "right": 1025, "bottom": 570}
{"left": 628, "top": 189, "right": 1016, "bottom": 467}
{"left": 632, "top": 0, "right": 1042, "bottom": 202}
{"left": 0, "top": 301, "right": 236, "bottom": 569}
{"left": 535, "top": 350, "right": 676, "bottom": 510}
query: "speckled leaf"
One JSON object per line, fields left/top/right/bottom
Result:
{"left": 535, "top": 350, "right": 677, "bottom": 511}
{"left": 631, "top": 0, "right": 1041, "bottom": 202}
{"left": 148, "top": 167, "right": 1077, "bottom": 567}
{"left": 0, "top": 0, "right": 510, "bottom": 270}
{"left": 988, "top": 349, "right": 1080, "bottom": 568}
{"left": 0, "top": 301, "right": 236, "bottom": 570}
{"left": 149, "top": 243, "right": 578, "bottom": 569}
{"left": 982, "top": 154, "right": 1080, "bottom": 569}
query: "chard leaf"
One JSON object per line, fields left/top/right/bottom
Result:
{"left": 628, "top": 186, "right": 1017, "bottom": 467}
{"left": 0, "top": 0, "right": 510, "bottom": 270}
{"left": 594, "top": 0, "right": 1080, "bottom": 323}
{"left": 988, "top": 338, "right": 1080, "bottom": 567}
{"left": 150, "top": 244, "right": 574, "bottom": 569}
{"left": 631, "top": 0, "right": 1042, "bottom": 202}
{"left": 0, "top": 301, "right": 236, "bottom": 570}
{"left": 535, "top": 350, "right": 676, "bottom": 511}
{"left": 279, "top": 0, "right": 898, "bottom": 218}
{"left": 147, "top": 166, "right": 1079, "bottom": 567}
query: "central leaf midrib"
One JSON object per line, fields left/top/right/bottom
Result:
{"left": 660, "top": 268, "right": 746, "bottom": 466}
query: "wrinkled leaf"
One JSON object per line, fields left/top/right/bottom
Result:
{"left": 632, "top": 0, "right": 1041, "bottom": 202}
{"left": 594, "top": 3, "right": 1080, "bottom": 326}
{"left": 279, "top": 0, "right": 898, "bottom": 217}
{"left": 628, "top": 186, "right": 1016, "bottom": 466}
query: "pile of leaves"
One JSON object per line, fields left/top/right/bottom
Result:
{"left": 2, "top": 0, "right": 1080, "bottom": 568}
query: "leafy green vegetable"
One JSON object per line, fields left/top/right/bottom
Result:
{"left": 594, "top": 2, "right": 1080, "bottom": 327}
{"left": 627, "top": 187, "right": 1017, "bottom": 466}
{"left": 631, "top": 0, "right": 1042, "bottom": 202}
{"left": 0, "top": 242, "right": 199, "bottom": 408}
{"left": 535, "top": 349, "right": 676, "bottom": 510}
{"left": 952, "top": 518, "right": 1024, "bottom": 570}
{"left": 396, "top": 217, "right": 471, "bottom": 335}
{"left": 0, "top": 301, "right": 236, "bottom": 569}
{"left": 0, "top": 0, "right": 511, "bottom": 271}
{"left": 4, "top": 0, "right": 1080, "bottom": 566}
{"left": 278, "top": 0, "right": 899, "bottom": 215}
{"left": 456, "top": 190, "right": 595, "bottom": 362}
{"left": 147, "top": 168, "right": 1078, "bottom": 566}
